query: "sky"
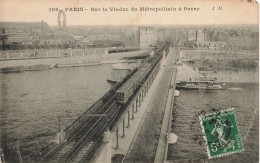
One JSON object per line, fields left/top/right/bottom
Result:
{"left": 0, "top": 0, "right": 258, "bottom": 26}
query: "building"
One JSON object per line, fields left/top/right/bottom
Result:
{"left": 187, "top": 28, "right": 226, "bottom": 49}
{"left": 188, "top": 29, "right": 197, "bottom": 41}
{"left": 188, "top": 29, "right": 210, "bottom": 42}
{"left": 197, "top": 29, "right": 205, "bottom": 42}
{"left": 39, "top": 34, "right": 72, "bottom": 45}
{"left": 6, "top": 30, "right": 32, "bottom": 44}
{"left": 124, "top": 29, "right": 139, "bottom": 47}
{"left": 139, "top": 27, "right": 157, "bottom": 49}
{"left": 186, "top": 28, "right": 258, "bottom": 51}
{"left": 0, "top": 22, "right": 51, "bottom": 44}
{"left": 0, "top": 22, "right": 51, "bottom": 35}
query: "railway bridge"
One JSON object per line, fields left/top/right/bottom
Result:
{"left": 39, "top": 42, "right": 179, "bottom": 163}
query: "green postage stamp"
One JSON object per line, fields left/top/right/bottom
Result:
{"left": 200, "top": 108, "right": 244, "bottom": 159}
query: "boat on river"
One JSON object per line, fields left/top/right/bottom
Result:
{"left": 0, "top": 66, "right": 25, "bottom": 73}
{"left": 176, "top": 81, "right": 226, "bottom": 90}
{"left": 57, "top": 60, "right": 101, "bottom": 68}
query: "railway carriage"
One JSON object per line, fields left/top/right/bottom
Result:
{"left": 116, "top": 63, "right": 151, "bottom": 104}
{"left": 116, "top": 42, "right": 171, "bottom": 104}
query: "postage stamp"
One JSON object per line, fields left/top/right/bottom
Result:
{"left": 200, "top": 108, "right": 244, "bottom": 159}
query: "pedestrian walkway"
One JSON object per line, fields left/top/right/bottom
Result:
{"left": 154, "top": 49, "right": 178, "bottom": 163}
{"left": 124, "top": 48, "right": 178, "bottom": 163}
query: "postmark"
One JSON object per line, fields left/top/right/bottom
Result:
{"left": 200, "top": 108, "right": 244, "bottom": 159}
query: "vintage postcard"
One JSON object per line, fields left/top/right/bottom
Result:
{"left": 0, "top": 0, "right": 258, "bottom": 163}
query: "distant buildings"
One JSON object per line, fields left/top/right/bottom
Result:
{"left": 124, "top": 27, "right": 171, "bottom": 48}
{"left": 72, "top": 28, "right": 125, "bottom": 47}
{"left": 186, "top": 28, "right": 258, "bottom": 51}
{"left": 80, "top": 34, "right": 123, "bottom": 43}
{"left": 196, "top": 29, "right": 210, "bottom": 42}
{"left": 39, "top": 34, "right": 71, "bottom": 45}
{"left": 187, "top": 29, "right": 210, "bottom": 42}
{"left": 7, "top": 30, "right": 32, "bottom": 44}
{"left": 139, "top": 27, "right": 157, "bottom": 49}
{"left": 0, "top": 22, "right": 51, "bottom": 35}
{"left": 0, "top": 22, "right": 164, "bottom": 49}
{"left": 0, "top": 22, "right": 51, "bottom": 44}
{"left": 124, "top": 29, "right": 139, "bottom": 47}
{"left": 187, "top": 29, "right": 225, "bottom": 49}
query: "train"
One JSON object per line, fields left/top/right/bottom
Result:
{"left": 116, "top": 42, "right": 171, "bottom": 104}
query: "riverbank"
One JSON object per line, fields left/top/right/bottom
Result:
{"left": 177, "top": 63, "right": 258, "bottom": 83}
{"left": 0, "top": 50, "right": 147, "bottom": 73}
{"left": 180, "top": 49, "right": 259, "bottom": 60}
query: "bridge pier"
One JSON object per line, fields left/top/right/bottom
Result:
{"left": 115, "top": 127, "right": 119, "bottom": 150}
{"left": 135, "top": 98, "right": 138, "bottom": 113}
{"left": 127, "top": 110, "right": 130, "bottom": 128}
{"left": 141, "top": 89, "right": 144, "bottom": 101}
{"left": 121, "top": 118, "right": 125, "bottom": 138}
{"left": 132, "top": 103, "right": 135, "bottom": 119}
{"left": 139, "top": 93, "right": 141, "bottom": 106}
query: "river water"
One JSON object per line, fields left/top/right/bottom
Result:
{"left": 0, "top": 65, "right": 258, "bottom": 163}
{"left": 0, "top": 64, "right": 112, "bottom": 161}
{"left": 168, "top": 83, "right": 259, "bottom": 163}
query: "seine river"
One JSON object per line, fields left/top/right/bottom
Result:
{"left": 168, "top": 83, "right": 259, "bottom": 163}
{"left": 0, "top": 65, "right": 258, "bottom": 163}
{"left": 0, "top": 64, "right": 112, "bottom": 161}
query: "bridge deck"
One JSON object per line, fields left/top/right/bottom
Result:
{"left": 124, "top": 48, "right": 177, "bottom": 162}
